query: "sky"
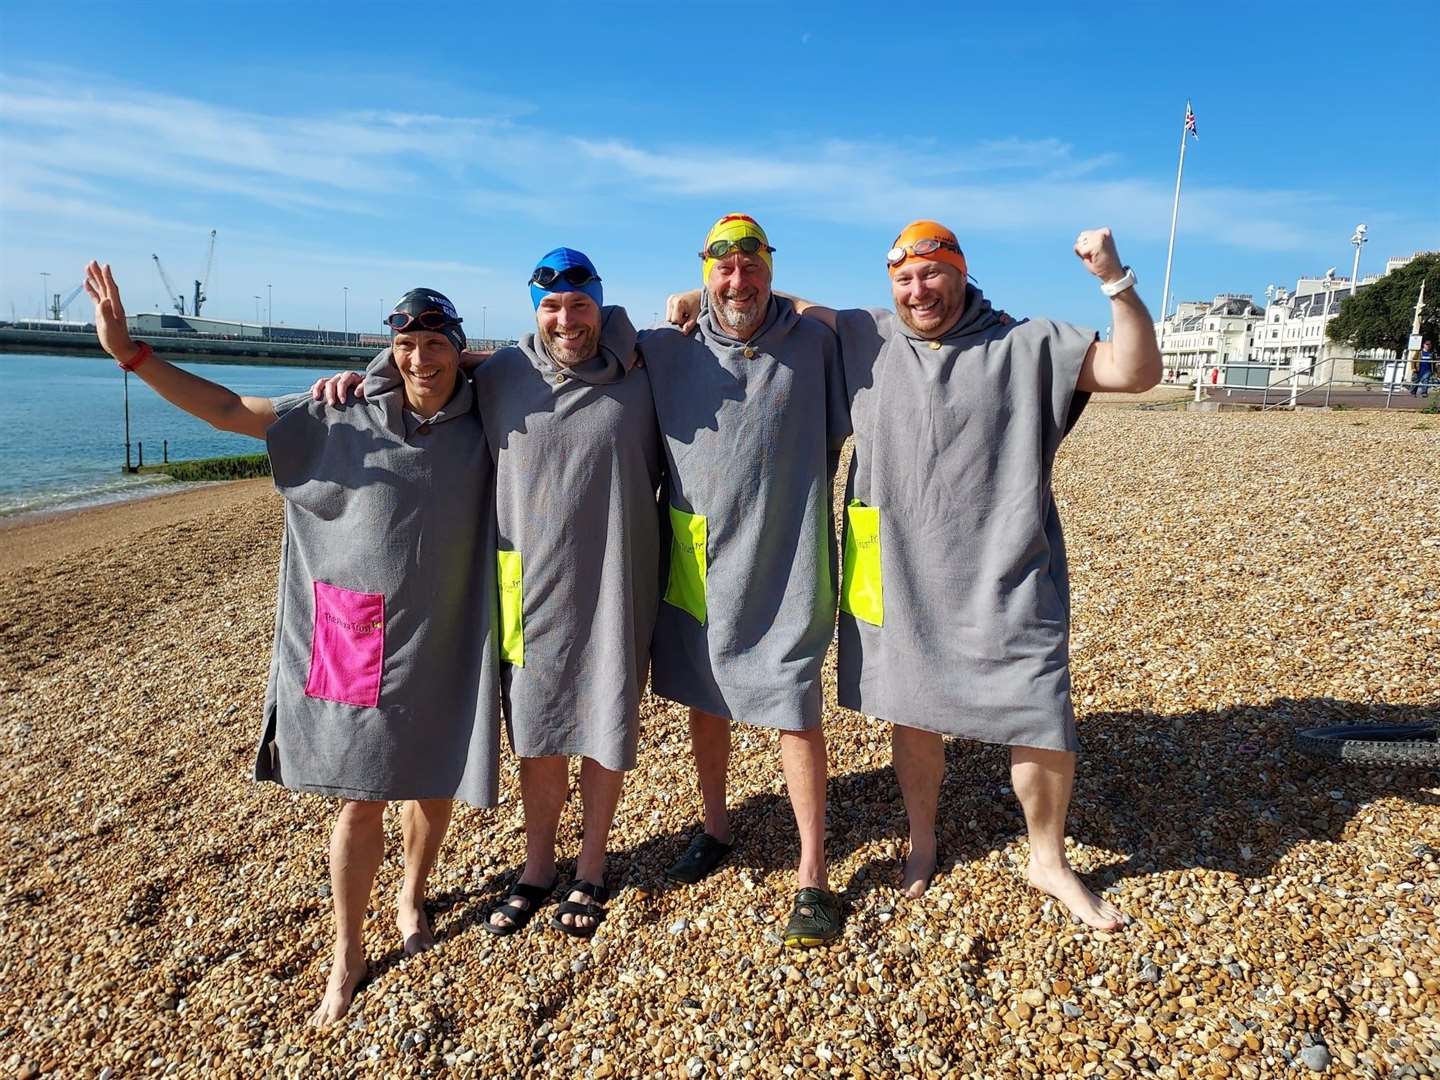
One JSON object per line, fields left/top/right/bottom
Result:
{"left": 2, "top": 1, "right": 1437, "bottom": 341}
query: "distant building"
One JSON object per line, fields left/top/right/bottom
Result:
{"left": 1155, "top": 294, "right": 1265, "bottom": 385}
{"left": 1156, "top": 251, "right": 1432, "bottom": 387}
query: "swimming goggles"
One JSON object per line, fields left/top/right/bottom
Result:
{"left": 385, "top": 309, "right": 460, "bottom": 331}
{"left": 885, "top": 237, "right": 962, "bottom": 267}
{"left": 530, "top": 265, "right": 602, "bottom": 288}
{"left": 700, "top": 236, "right": 776, "bottom": 260}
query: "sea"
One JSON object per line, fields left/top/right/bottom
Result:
{"left": 0, "top": 353, "right": 345, "bottom": 520}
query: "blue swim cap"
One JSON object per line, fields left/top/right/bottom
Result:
{"left": 529, "top": 247, "right": 603, "bottom": 311}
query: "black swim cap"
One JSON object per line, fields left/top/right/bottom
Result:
{"left": 388, "top": 287, "right": 466, "bottom": 356}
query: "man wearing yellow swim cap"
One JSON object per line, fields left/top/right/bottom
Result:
{"left": 642, "top": 212, "right": 849, "bottom": 948}
{"left": 671, "top": 223, "right": 1160, "bottom": 933}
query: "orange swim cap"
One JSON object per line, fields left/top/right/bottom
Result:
{"left": 886, "top": 220, "right": 967, "bottom": 279}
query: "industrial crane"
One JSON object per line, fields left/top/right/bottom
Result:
{"left": 49, "top": 284, "right": 84, "bottom": 320}
{"left": 152, "top": 253, "right": 186, "bottom": 314}
{"left": 193, "top": 229, "right": 216, "bottom": 316}
{"left": 150, "top": 229, "right": 218, "bottom": 317}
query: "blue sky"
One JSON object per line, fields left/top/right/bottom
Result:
{"left": 2, "top": 1, "right": 1436, "bottom": 341}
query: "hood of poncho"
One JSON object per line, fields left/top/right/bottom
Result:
{"left": 892, "top": 284, "right": 1010, "bottom": 345}
{"left": 517, "top": 305, "right": 639, "bottom": 386}
{"left": 697, "top": 291, "right": 800, "bottom": 352}
{"left": 361, "top": 347, "right": 475, "bottom": 433}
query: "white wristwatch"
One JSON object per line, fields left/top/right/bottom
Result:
{"left": 1101, "top": 266, "right": 1136, "bottom": 298}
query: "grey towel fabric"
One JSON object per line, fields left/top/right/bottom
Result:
{"left": 833, "top": 289, "right": 1096, "bottom": 751}
{"left": 641, "top": 294, "right": 850, "bottom": 731}
{"left": 256, "top": 348, "right": 501, "bottom": 806}
{"left": 472, "top": 307, "right": 662, "bottom": 772}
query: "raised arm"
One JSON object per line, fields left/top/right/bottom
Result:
{"left": 665, "top": 288, "right": 839, "bottom": 333}
{"left": 1071, "top": 229, "right": 1162, "bottom": 393}
{"left": 85, "top": 261, "right": 277, "bottom": 439}
{"left": 775, "top": 292, "right": 838, "bottom": 333}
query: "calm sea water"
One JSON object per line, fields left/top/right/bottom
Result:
{"left": 0, "top": 353, "right": 344, "bottom": 517}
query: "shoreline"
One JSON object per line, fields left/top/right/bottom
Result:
{"left": 0, "top": 476, "right": 277, "bottom": 574}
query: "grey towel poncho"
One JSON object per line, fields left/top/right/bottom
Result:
{"left": 472, "top": 307, "right": 662, "bottom": 772}
{"left": 256, "top": 349, "right": 501, "bottom": 806}
{"left": 641, "top": 294, "right": 850, "bottom": 731}
{"left": 833, "top": 290, "right": 1095, "bottom": 751}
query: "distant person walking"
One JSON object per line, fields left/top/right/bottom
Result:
{"left": 85, "top": 262, "right": 501, "bottom": 1027}
{"left": 1414, "top": 340, "right": 1433, "bottom": 397}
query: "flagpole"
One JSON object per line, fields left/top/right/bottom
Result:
{"left": 1159, "top": 104, "right": 1189, "bottom": 327}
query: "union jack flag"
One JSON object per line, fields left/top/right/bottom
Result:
{"left": 1184, "top": 101, "right": 1199, "bottom": 140}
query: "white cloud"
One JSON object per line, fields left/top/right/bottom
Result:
{"left": 0, "top": 66, "right": 1362, "bottom": 262}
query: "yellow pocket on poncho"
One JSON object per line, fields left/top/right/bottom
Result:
{"left": 840, "top": 500, "right": 883, "bottom": 626}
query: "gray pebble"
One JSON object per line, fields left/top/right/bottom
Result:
{"left": 1062, "top": 1002, "right": 1083, "bottom": 1018}
{"left": 1299, "top": 1043, "right": 1331, "bottom": 1072}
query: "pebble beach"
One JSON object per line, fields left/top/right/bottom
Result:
{"left": 2, "top": 403, "right": 1437, "bottom": 1079}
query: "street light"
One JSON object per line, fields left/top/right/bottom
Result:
{"left": 267, "top": 283, "right": 273, "bottom": 326}
{"left": 482, "top": 305, "right": 487, "bottom": 341}
{"left": 40, "top": 272, "right": 50, "bottom": 319}
{"left": 343, "top": 286, "right": 349, "bottom": 341}
{"left": 254, "top": 295, "right": 262, "bottom": 322}
{"left": 1349, "top": 223, "right": 1368, "bottom": 300}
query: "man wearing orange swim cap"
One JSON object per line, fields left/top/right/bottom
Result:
{"left": 672, "top": 223, "right": 1160, "bottom": 932}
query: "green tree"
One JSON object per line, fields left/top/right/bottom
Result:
{"left": 1327, "top": 252, "right": 1439, "bottom": 353}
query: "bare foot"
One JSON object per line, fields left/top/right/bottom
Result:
{"left": 310, "top": 950, "right": 367, "bottom": 1028}
{"left": 1026, "top": 859, "right": 1125, "bottom": 930}
{"left": 900, "top": 847, "right": 938, "bottom": 899}
{"left": 397, "top": 892, "right": 433, "bottom": 956}
{"left": 559, "top": 883, "right": 602, "bottom": 932}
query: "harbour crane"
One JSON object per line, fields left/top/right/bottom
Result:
{"left": 49, "top": 284, "right": 84, "bottom": 320}
{"left": 152, "top": 253, "right": 186, "bottom": 315}
{"left": 150, "top": 230, "right": 219, "bottom": 317}
{"left": 193, "top": 229, "right": 216, "bottom": 317}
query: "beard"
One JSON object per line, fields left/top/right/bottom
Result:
{"left": 710, "top": 288, "right": 767, "bottom": 338}
{"left": 896, "top": 291, "right": 964, "bottom": 338}
{"left": 539, "top": 322, "right": 599, "bottom": 366}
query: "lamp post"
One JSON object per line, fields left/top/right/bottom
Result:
{"left": 40, "top": 272, "right": 50, "bottom": 319}
{"left": 267, "top": 284, "right": 272, "bottom": 326}
{"left": 254, "top": 295, "right": 262, "bottom": 322}
{"left": 481, "top": 305, "right": 487, "bottom": 342}
{"left": 1349, "top": 224, "right": 1368, "bottom": 301}
{"left": 343, "top": 286, "right": 349, "bottom": 342}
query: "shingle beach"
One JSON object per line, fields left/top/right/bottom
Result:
{"left": 3, "top": 403, "right": 1437, "bottom": 1079}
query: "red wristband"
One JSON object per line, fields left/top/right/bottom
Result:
{"left": 119, "top": 341, "right": 153, "bottom": 372}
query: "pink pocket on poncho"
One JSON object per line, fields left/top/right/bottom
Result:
{"left": 305, "top": 581, "right": 385, "bottom": 708}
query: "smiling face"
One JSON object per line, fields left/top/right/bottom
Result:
{"left": 391, "top": 329, "right": 460, "bottom": 411}
{"left": 706, "top": 252, "right": 772, "bottom": 340}
{"left": 891, "top": 259, "right": 967, "bottom": 339}
{"left": 536, "top": 291, "right": 601, "bottom": 366}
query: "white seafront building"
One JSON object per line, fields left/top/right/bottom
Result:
{"left": 1156, "top": 253, "right": 1425, "bottom": 388}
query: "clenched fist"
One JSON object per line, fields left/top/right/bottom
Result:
{"left": 1073, "top": 228, "right": 1125, "bottom": 285}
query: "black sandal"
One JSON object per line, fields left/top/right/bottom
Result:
{"left": 665, "top": 832, "right": 733, "bottom": 885}
{"left": 550, "top": 879, "right": 609, "bottom": 939}
{"left": 783, "top": 887, "right": 843, "bottom": 948}
{"left": 483, "top": 878, "right": 556, "bottom": 937}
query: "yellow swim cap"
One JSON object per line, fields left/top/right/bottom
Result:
{"left": 700, "top": 213, "right": 774, "bottom": 284}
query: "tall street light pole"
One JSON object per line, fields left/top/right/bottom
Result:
{"left": 267, "top": 283, "right": 273, "bottom": 326}
{"left": 1349, "top": 224, "right": 1368, "bottom": 302}
{"left": 343, "top": 286, "right": 349, "bottom": 341}
{"left": 40, "top": 272, "right": 50, "bottom": 319}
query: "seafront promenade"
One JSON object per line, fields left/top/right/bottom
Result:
{"left": 3, "top": 402, "right": 1436, "bottom": 1078}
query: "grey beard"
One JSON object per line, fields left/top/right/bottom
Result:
{"left": 715, "top": 297, "right": 763, "bottom": 337}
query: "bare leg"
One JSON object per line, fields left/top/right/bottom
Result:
{"left": 397, "top": 798, "right": 452, "bottom": 954}
{"left": 311, "top": 799, "right": 385, "bottom": 1027}
{"left": 892, "top": 724, "right": 943, "bottom": 898}
{"left": 561, "top": 757, "right": 625, "bottom": 930}
{"left": 689, "top": 708, "right": 732, "bottom": 844}
{"left": 1011, "top": 746, "right": 1124, "bottom": 930}
{"left": 779, "top": 728, "right": 829, "bottom": 891}
{"left": 488, "top": 756, "right": 566, "bottom": 931}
